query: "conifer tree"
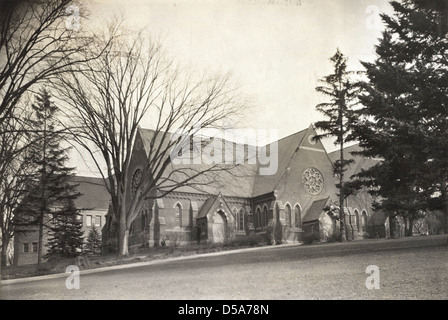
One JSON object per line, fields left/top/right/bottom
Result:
{"left": 352, "top": 0, "right": 448, "bottom": 235}
{"left": 314, "top": 49, "right": 360, "bottom": 241}
{"left": 46, "top": 199, "right": 84, "bottom": 259}
{"left": 15, "top": 88, "right": 80, "bottom": 264}
{"left": 84, "top": 225, "right": 102, "bottom": 256}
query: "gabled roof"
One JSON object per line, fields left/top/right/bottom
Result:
{"left": 196, "top": 193, "right": 233, "bottom": 219}
{"left": 137, "top": 127, "right": 170, "bottom": 157}
{"left": 251, "top": 127, "right": 309, "bottom": 197}
{"left": 197, "top": 197, "right": 216, "bottom": 219}
{"left": 303, "top": 197, "right": 331, "bottom": 223}
{"left": 137, "top": 127, "right": 259, "bottom": 198}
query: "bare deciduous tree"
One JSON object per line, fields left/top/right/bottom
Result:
{"left": 0, "top": 0, "right": 97, "bottom": 125}
{"left": 55, "top": 27, "right": 248, "bottom": 256}
{"left": 0, "top": 107, "right": 34, "bottom": 266}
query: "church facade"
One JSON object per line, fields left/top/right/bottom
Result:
{"left": 115, "top": 124, "right": 377, "bottom": 252}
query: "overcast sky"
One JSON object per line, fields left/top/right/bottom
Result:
{"left": 71, "top": 0, "right": 394, "bottom": 176}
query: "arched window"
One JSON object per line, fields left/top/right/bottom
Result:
{"left": 354, "top": 209, "right": 360, "bottom": 231}
{"left": 189, "top": 205, "right": 193, "bottom": 228}
{"left": 294, "top": 205, "right": 302, "bottom": 228}
{"left": 263, "top": 206, "right": 268, "bottom": 228}
{"left": 255, "top": 207, "right": 261, "bottom": 229}
{"left": 141, "top": 209, "right": 147, "bottom": 231}
{"left": 232, "top": 207, "right": 238, "bottom": 230}
{"left": 131, "top": 168, "right": 142, "bottom": 198}
{"left": 238, "top": 208, "right": 245, "bottom": 231}
{"left": 175, "top": 203, "right": 182, "bottom": 228}
{"left": 285, "top": 204, "right": 292, "bottom": 227}
{"left": 361, "top": 210, "right": 368, "bottom": 232}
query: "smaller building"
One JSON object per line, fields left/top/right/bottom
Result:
{"left": 302, "top": 197, "right": 337, "bottom": 241}
{"left": 13, "top": 176, "right": 110, "bottom": 266}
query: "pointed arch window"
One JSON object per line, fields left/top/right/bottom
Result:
{"left": 294, "top": 205, "right": 302, "bottom": 228}
{"left": 238, "top": 208, "right": 245, "bottom": 231}
{"left": 285, "top": 204, "right": 292, "bottom": 227}
{"left": 131, "top": 168, "right": 142, "bottom": 198}
{"left": 361, "top": 210, "right": 368, "bottom": 232}
{"left": 354, "top": 209, "right": 360, "bottom": 231}
{"left": 255, "top": 207, "right": 261, "bottom": 229}
{"left": 175, "top": 203, "right": 182, "bottom": 228}
{"left": 263, "top": 206, "right": 268, "bottom": 228}
{"left": 232, "top": 207, "right": 238, "bottom": 230}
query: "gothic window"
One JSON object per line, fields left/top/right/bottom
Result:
{"left": 131, "top": 168, "right": 143, "bottom": 198}
{"left": 238, "top": 208, "right": 245, "bottom": 231}
{"left": 141, "top": 209, "right": 147, "bottom": 231}
{"left": 263, "top": 206, "right": 268, "bottom": 228}
{"left": 354, "top": 209, "right": 360, "bottom": 231}
{"left": 175, "top": 203, "right": 182, "bottom": 228}
{"left": 294, "top": 205, "right": 302, "bottom": 228}
{"left": 255, "top": 207, "right": 261, "bottom": 229}
{"left": 285, "top": 204, "right": 292, "bottom": 227}
{"left": 302, "top": 168, "right": 324, "bottom": 195}
{"left": 362, "top": 210, "right": 368, "bottom": 232}
{"left": 232, "top": 207, "right": 238, "bottom": 230}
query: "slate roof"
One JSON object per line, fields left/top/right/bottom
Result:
{"left": 71, "top": 176, "right": 110, "bottom": 210}
{"left": 303, "top": 197, "right": 330, "bottom": 223}
{"left": 251, "top": 128, "right": 309, "bottom": 197}
{"left": 197, "top": 197, "right": 217, "bottom": 219}
{"left": 137, "top": 127, "right": 259, "bottom": 198}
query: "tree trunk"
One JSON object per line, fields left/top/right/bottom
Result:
{"left": 442, "top": 180, "right": 448, "bottom": 235}
{"left": 38, "top": 214, "right": 44, "bottom": 265}
{"left": 117, "top": 213, "right": 129, "bottom": 257}
{"left": 389, "top": 214, "right": 396, "bottom": 239}
{"left": 339, "top": 203, "right": 347, "bottom": 242}
{"left": 1, "top": 240, "right": 8, "bottom": 267}
{"left": 404, "top": 216, "right": 410, "bottom": 237}
{"left": 408, "top": 216, "right": 414, "bottom": 236}
{"left": 339, "top": 136, "right": 347, "bottom": 242}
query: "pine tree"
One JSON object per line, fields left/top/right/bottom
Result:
{"left": 314, "top": 49, "right": 360, "bottom": 241}
{"left": 15, "top": 88, "right": 81, "bottom": 264}
{"left": 46, "top": 199, "right": 84, "bottom": 259}
{"left": 352, "top": 0, "right": 447, "bottom": 236}
{"left": 84, "top": 225, "right": 102, "bottom": 256}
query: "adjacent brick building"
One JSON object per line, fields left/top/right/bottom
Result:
{"left": 13, "top": 176, "right": 109, "bottom": 266}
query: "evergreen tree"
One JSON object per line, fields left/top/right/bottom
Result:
{"left": 352, "top": 0, "right": 448, "bottom": 235}
{"left": 84, "top": 224, "right": 102, "bottom": 256}
{"left": 46, "top": 199, "right": 84, "bottom": 259}
{"left": 314, "top": 49, "right": 360, "bottom": 241}
{"left": 15, "top": 88, "right": 80, "bottom": 264}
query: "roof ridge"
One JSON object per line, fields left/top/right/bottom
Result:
{"left": 139, "top": 126, "right": 310, "bottom": 148}
{"left": 270, "top": 125, "right": 311, "bottom": 193}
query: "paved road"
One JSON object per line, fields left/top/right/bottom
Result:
{"left": 1, "top": 235, "right": 447, "bottom": 300}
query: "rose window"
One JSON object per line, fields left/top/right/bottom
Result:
{"left": 302, "top": 168, "right": 324, "bottom": 195}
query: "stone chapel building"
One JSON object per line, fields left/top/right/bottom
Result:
{"left": 105, "top": 124, "right": 378, "bottom": 252}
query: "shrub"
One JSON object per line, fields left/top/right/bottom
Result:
{"left": 303, "top": 232, "right": 317, "bottom": 245}
{"left": 326, "top": 230, "right": 342, "bottom": 243}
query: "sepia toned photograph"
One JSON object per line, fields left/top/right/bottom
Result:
{"left": 0, "top": 0, "right": 447, "bottom": 303}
